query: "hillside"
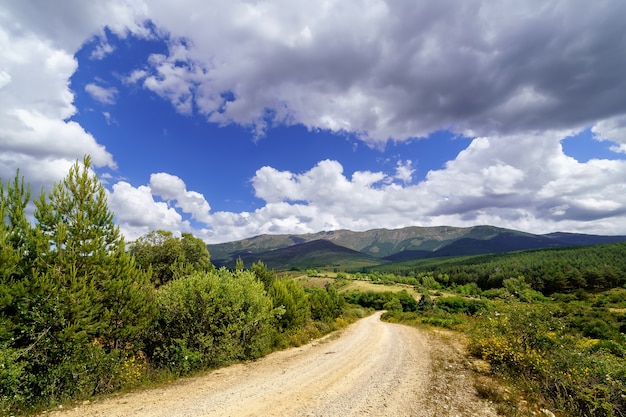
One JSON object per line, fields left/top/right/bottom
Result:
{"left": 208, "top": 225, "right": 626, "bottom": 270}
{"left": 213, "top": 239, "right": 383, "bottom": 269}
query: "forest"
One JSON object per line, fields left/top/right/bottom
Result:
{"left": 363, "top": 242, "right": 626, "bottom": 295}
{"left": 0, "top": 158, "right": 349, "bottom": 415}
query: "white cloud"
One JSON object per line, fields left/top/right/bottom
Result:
{"left": 139, "top": 42, "right": 206, "bottom": 115}
{"left": 0, "top": 3, "right": 133, "bottom": 189}
{"left": 239, "top": 131, "right": 626, "bottom": 241}
{"left": 3, "top": 1, "right": 626, "bottom": 244}
{"left": 394, "top": 160, "right": 415, "bottom": 184}
{"left": 149, "top": 172, "right": 212, "bottom": 224}
{"left": 107, "top": 181, "right": 188, "bottom": 241}
{"left": 85, "top": 83, "right": 118, "bottom": 104}
{"left": 592, "top": 115, "right": 626, "bottom": 154}
{"left": 102, "top": 111, "right": 117, "bottom": 125}
{"left": 115, "top": 0, "right": 626, "bottom": 147}
{"left": 103, "top": 127, "right": 626, "bottom": 243}
{"left": 90, "top": 38, "right": 115, "bottom": 60}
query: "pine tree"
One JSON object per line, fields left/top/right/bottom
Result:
{"left": 251, "top": 261, "right": 275, "bottom": 290}
{"left": 33, "top": 156, "right": 154, "bottom": 350}
{"left": 1, "top": 158, "right": 156, "bottom": 410}
{"left": 0, "top": 171, "right": 33, "bottom": 282}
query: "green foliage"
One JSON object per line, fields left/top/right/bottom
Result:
{"left": 251, "top": 260, "right": 275, "bottom": 290}
{"left": 417, "top": 293, "right": 434, "bottom": 312}
{"left": 307, "top": 284, "right": 344, "bottom": 322}
{"left": 345, "top": 290, "right": 418, "bottom": 312}
{"left": 149, "top": 269, "right": 273, "bottom": 374}
{"left": 367, "top": 243, "right": 626, "bottom": 294}
{"left": 469, "top": 300, "right": 626, "bottom": 416}
{"left": 420, "top": 313, "right": 466, "bottom": 328}
{"left": 383, "top": 297, "right": 403, "bottom": 312}
{"left": 396, "top": 290, "right": 419, "bottom": 311}
{"left": 32, "top": 157, "right": 155, "bottom": 350}
{"left": 130, "top": 230, "right": 212, "bottom": 286}
{"left": 0, "top": 158, "right": 155, "bottom": 413}
{"left": 502, "top": 276, "right": 548, "bottom": 302}
{"left": 235, "top": 256, "right": 245, "bottom": 271}
{"left": 435, "top": 296, "right": 486, "bottom": 314}
{"left": 454, "top": 282, "right": 482, "bottom": 296}
{"left": 269, "top": 279, "right": 310, "bottom": 331}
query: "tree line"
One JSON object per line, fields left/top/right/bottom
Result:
{"left": 0, "top": 158, "right": 345, "bottom": 415}
{"left": 365, "top": 243, "right": 626, "bottom": 295}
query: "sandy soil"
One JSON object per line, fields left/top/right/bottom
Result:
{"left": 43, "top": 312, "right": 497, "bottom": 417}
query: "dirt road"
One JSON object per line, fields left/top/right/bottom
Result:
{"left": 46, "top": 312, "right": 497, "bottom": 417}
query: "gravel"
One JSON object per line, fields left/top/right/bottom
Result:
{"left": 43, "top": 312, "right": 497, "bottom": 417}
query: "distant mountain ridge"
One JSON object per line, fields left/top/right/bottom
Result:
{"left": 207, "top": 225, "right": 626, "bottom": 269}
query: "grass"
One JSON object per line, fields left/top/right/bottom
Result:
{"left": 340, "top": 279, "right": 420, "bottom": 295}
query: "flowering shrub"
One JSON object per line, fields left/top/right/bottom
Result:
{"left": 469, "top": 301, "right": 626, "bottom": 416}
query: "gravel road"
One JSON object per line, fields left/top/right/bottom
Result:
{"left": 45, "top": 312, "right": 497, "bottom": 417}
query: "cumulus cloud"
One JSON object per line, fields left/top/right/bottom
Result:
{"left": 592, "top": 115, "right": 626, "bottom": 154}
{"left": 108, "top": 130, "right": 625, "bottom": 243}
{"left": 149, "top": 173, "right": 212, "bottom": 223}
{"left": 394, "top": 160, "right": 415, "bottom": 184}
{"left": 0, "top": 2, "right": 144, "bottom": 189}
{"left": 107, "top": 181, "right": 188, "bottom": 241}
{"left": 113, "top": 0, "right": 626, "bottom": 147}
{"left": 85, "top": 83, "right": 118, "bottom": 104}
{"left": 228, "top": 132, "right": 626, "bottom": 241}
{"left": 3, "top": 1, "right": 626, "bottom": 243}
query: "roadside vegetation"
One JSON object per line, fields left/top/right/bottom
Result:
{"left": 3, "top": 158, "right": 625, "bottom": 416}
{"left": 344, "top": 255, "right": 626, "bottom": 416}
{"left": 0, "top": 159, "right": 363, "bottom": 416}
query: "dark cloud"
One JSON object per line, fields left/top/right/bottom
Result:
{"left": 133, "top": 0, "right": 626, "bottom": 143}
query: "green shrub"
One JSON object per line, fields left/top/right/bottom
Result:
{"left": 435, "top": 296, "right": 486, "bottom": 315}
{"left": 0, "top": 344, "right": 28, "bottom": 414}
{"left": 581, "top": 319, "right": 615, "bottom": 340}
{"left": 307, "top": 285, "right": 344, "bottom": 322}
{"left": 269, "top": 279, "right": 310, "bottom": 331}
{"left": 590, "top": 340, "right": 626, "bottom": 358}
{"left": 469, "top": 301, "right": 626, "bottom": 416}
{"left": 346, "top": 290, "right": 417, "bottom": 312}
{"left": 149, "top": 269, "right": 273, "bottom": 374}
{"left": 455, "top": 282, "right": 482, "bottom": 296}
{"left": 420, "top": 314, "right": 466, "bottom": 328}
{"left": 481, "top": 287, "right": 509, "bottom": 299}
{"left": 417, "top": 293, "right": 434, "bottom": 311}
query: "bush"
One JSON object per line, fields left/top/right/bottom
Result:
{"left": 436, "top": 296, "right": 486, "bottom": 315}
{"left": 346, "top": 290, "right": 417, "bottom": 312}
{"left": 269, "top": 279, "right": 310, "bottom": 331}
{"left": 149, "top": 269, "right": 273, "bottom": 374}
{"left": 469, "top": 301, "right": 626, "bottom": 416}
{"left": 417, "top": 293, "right": 434, "bottom": 311}
{"left": 307, "top": 285, "right": 344, "bottom": 322}
{"left": 420, "top": 314, "right": 466, "bottom": 328}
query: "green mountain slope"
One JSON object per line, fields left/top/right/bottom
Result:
{"left": 216, "top": 239, "right": 383, "bottom": 269}
{"left": 207, "top": 225, "right": 626, "bottom": 270}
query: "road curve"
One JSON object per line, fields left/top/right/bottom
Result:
{"left": 46, "top": 312, "right": 435, "bottom": 417}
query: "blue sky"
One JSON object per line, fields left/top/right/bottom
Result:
{"left": 1, "top": 1, "right": 626, "bottom": 243}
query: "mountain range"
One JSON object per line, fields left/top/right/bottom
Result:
{"left": 207, "top": 225, "right": 626, "bottom": 270}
